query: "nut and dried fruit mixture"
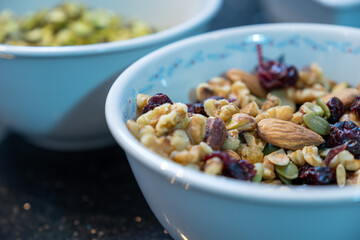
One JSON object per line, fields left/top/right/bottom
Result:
{"left": 127, "top": 45, "right": 360, "bottom": 187}
{"left": 0, "top": 2, "right": 156, "bottom": 46}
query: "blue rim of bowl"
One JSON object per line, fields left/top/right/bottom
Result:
{"left": 0, "top": 0, "right": 223, "bottom": 57}
{"left": 106, "top": 23, "right": 360, "bottom": 205}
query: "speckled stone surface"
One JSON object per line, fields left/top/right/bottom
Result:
{"left": 0, "top": 133, "right": 172, "bottom": 240}
{"left": 0, "top": 1, "right": 267, "bottom": 239}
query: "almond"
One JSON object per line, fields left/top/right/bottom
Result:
{"left": 258, "top": 118, "right": 324, "bottom": 150}
{"left": 321, "top": 88, "right": 360, "bottom": 108}
{"left": 226, "top": 69, "right": 267, "bottom": 98}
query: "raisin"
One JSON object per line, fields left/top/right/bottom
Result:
{"left": 298, "top": 165, "right": 336, "bottom": 185}
{"left": 327, "top": 97, "right": 345, "bottom": 124}
{"left": 142, "top": 93, "right": 173, "bottom": 114}
{"left": 324, "top": 121, "right": 360, "bottom": 158}
{"left": 350, "top": 95, "right": 360, "bottom": 119}
{"left": 255, "top": 44, "right": 298, "bottom": 91}
{"left": 203, "top": 151, "right": 256, "bottom": 181}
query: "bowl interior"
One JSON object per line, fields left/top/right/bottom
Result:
{"left": 106, "top": 23, "right": 360, "bottom": 201}
{"left": 118, "top": 24, "right": 360, "bottom": 121}
{"left": 0, "top": 0, "right": 207, "bottom": 29}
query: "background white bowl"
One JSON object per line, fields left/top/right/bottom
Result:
{"left": 260, "top": 0, "right": 360, "bottom": 27}
{"left": 106, "top": 23, "right": 360, "bottom": 240}
{"left": 0, "top": 0, "right": 222, "bottom": 150}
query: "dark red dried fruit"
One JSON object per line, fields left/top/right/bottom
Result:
{"left": 323, "top": 142, "right": 348, "bottom": 166}
{"left": 298, "top": 165, "right": 336, "bottom": 185}
{"left": 227, "top": 160, "right": 257, "bottom": 181}
{"left": 324, "top": 121, "right": 360, "bottom": 158}
{"left": 187, "top": 102, "right": 207, "bottom": 116}
{"left": 203, "top": 151, "right": 256, "bottom": 181}
{"left": 255, "top": 44, "right": 298, "bottom": 91}
{"left": 327, "top": 97, "right": 345, "bottom": 124}
{"left": 142, "top": 93, "right": 173, "bottom": 114}
{"left": 350, "top": 95, "right": 360, "bottom": 119}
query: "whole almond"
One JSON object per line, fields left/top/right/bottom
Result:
{"left": 258, "top": 118, "right": 324, "bottom": 150}
{"left": 204, "top": 117, "right": 227, "bottom": 150}
{"left": 226, "top": 69, "right": 267, "bottom": 98}
{"left": 321, "top": 88, "right": 360, "bottom": 108}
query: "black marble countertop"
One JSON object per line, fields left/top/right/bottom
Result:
{"left": 0, "top": 1, "right": 267, "bottom": 239}
{"left": 0, "top": 133, "right": 171, "bottom": 240}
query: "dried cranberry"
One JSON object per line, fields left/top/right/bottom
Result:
{"left": 346, "top": 140, "right": 360, "bottom": 159}
{"left": 327, "top": 97, "right": 345, "bottom": 124}
{"left": 255, "top": 44, "right": 298, "bottom": 91}
{"left": 187, "top": 102, "right": 207, "bottom": 116}
{"left": 350, "top": 95, "right": 360, "bottom": 119}
{"left": 324, "top": 121, "right": 360, "bottom": 158}
{"left": 203, "top": 151, "right": 256, "bottom": 181}
{"left": 142, "top": 93, "right": 173, "bottom": 114}
{"left": 298, "top": 165, "right": 336, "bottom": 185}
{"left": 323, "top": 142, "right": 348, "bottom": 166}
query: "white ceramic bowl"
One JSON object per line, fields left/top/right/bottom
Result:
{"left": 106, "top": 23, "right": 360, "bottom": 240}
{"left": 0, "top": 0, "right": 222, "bottom": 150}
{"left": 260, "top": 0, "right": 360, "bottom": 27}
